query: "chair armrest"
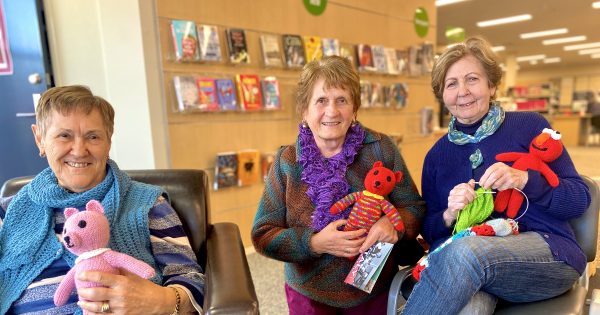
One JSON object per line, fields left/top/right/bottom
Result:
{"left": 204, "top": 222, "right": 259, "bottom": 315}
{"left": 387, "top": 266, "right": 415, "bottom": 315}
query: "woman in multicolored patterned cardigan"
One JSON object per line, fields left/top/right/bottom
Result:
{"left": 251, "top": 56, "right": 425, "bottom": 315}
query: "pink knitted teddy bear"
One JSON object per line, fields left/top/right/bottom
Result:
{"left": 53, "top": 200, "right": 156, "bottom": 308}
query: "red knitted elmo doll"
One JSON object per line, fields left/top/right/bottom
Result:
{"left": 494, "top": 128, "right": 563, "bottom": 218}
{"left": 330, "top": 161, "right": 405, "bottom": 234}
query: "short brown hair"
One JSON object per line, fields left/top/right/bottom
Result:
{"left": 431, "top": 36, "right": 502, "bottom": 104}
{"left": 295, "top": 56, "right": 361, "bottom": 117}
{"left": 35, "top": 85, "right": 115, "bottom": 139}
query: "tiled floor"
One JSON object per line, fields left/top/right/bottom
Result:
{"left": 247, "top": 145, "right": 600, "bottom": 315}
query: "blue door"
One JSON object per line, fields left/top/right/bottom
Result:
{"left": 0, "top": 0, "right": 52, "bottom": 184}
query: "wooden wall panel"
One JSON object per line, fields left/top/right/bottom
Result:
{"left": 157, "top": 0, "right": 437, "bottom": 247}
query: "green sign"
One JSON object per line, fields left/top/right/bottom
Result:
{"left": 303, "top": 0, "right": 328, "bottom": 16}
{"left": 445, "top": 26, "right": 465, "bottom": 43}
{"left": 414, "top": 7, "right": 429, "bottom": 38}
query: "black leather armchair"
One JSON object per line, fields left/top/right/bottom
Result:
{"left": 387, "top": 174, "right": 600, "bottom": 315}
{"left": 0, "top": 169, "right": 259, "bottom": 315}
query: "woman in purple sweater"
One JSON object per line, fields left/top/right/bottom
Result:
{"left": 402, "top": 37, "right": 591, "bottom": 315}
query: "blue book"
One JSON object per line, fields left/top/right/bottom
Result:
{"left": 215, "top": 79, "right": 237, "bottom": 111}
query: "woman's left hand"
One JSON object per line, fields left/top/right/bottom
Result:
{"left": 359, "top": 216, "right": 398, "bottom": 253}
{"left": 76, "top": 269, "right": 176, "bottom": 315}
{"left": 479, "top": 162, "right": 528, "bottom": 191}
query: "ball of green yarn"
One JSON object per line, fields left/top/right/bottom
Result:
{"left": 453, "top": 187, "right": 494, "bottom": 234}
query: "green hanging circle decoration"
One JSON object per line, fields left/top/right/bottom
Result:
{"left": 414, "top": 7, "right": 430, "bottom": 38}
{"left": 303, "top": 0, "right": 328, "bottom": 16}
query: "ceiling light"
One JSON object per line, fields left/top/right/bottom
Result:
{"left": 578, "top": 48, "right": 600, "bottom": 55}
{"left": 591, "top": 54, "right": 600, "bottom": 59}
{"left": 543, "top": 57, "right": 561, "bottom": 63}
{"left": 520, "top": 28, "right": 568, "bottom": 39}
{"left": 492, "top": 46, "right": 505, "bottom": 52}
{"left": 543, "top": 36, "right": 586, "bottom": 45}
{"left": 477, "top": 14, "right": 532, "bottom": 28}
{"left": 564, "top": 42, "right": 600, "bottom": 51}
{"left": 516, "top": 54, "right": 545, "bottom": 62}
{"left": 436, "top": 0, "right": 468, "bottom": 6}
{"left": 593, "top": 1, "right": 600, "bottom": 9}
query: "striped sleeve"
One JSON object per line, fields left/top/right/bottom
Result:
{"left": 149, "top": 197, "right": 206, "bottom": 311}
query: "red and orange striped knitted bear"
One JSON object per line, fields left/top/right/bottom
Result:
{"left": 330, "top": 161, "right": 405, "bottom": 234}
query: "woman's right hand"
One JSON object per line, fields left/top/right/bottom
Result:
{"left": 443, "top": 179, "right": 476, "bottom": 227}
{"left": 309, "top": 219, "right": 366, "bottom": 257}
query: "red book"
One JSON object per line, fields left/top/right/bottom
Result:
{"left": 196, "top": 78, "right": 219, "bottom": 112}
{"left": 235, "top": 74, "right": 262, "bottom": 111}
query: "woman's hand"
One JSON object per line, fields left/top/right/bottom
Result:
{"left": 479, "top": 162, "right": 528, "bottom": 191}
{"left": 310, "top": 219, "right": 366, "bottom": 257}
{"left": 444, "top": 180, "right": 476, "bottom": 227}
{"left": 76, "top": 269, "right": 188, "bottom": 315}
{"left": 359, "top": 216, "right": 398, "bottom": 253}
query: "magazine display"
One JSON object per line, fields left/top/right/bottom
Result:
{"left": 237, "top": 150, "right": 261, "bottom": 186}
{"left": 215, "top": 79, "right": 238, "bottom": 111}
{"left": 226, "top": 28, "right": 250, "bottom": 64}
{"left": 173, "top": 75, "right": 200, "bottom": 111}
{"left": 235, "top": 74, "right": 262, "bottom": 111}
{"left": 344, "top": 241, "right": 394, "bottom": 293}
{"left": 357, "top": 44, "right": 375, "bottom": 72}
{"left": 371, "top": 45, "right": 387, "bottom": 74}
{"left": 214, "top": 152, "right": 239, "bottom": 190}
{"left": 197, "top": 24, "right": 222, "bottom": 62}
{"left": 303, "top": 35, "right": 322, "bottom": 62}
{"left": 282, "top": 34, "right": 306, "bottom": 68}
{"left": 260, "top": 34, "right": 284, "bottom": 67}
{"left": 261, "top": 76, "right": 281, "bottom": 110}
{"left": 384, "top": 47, "right": 399, "bottom": 75}
{"left": 321, "top": 38, "right": 340, "bottom": 57}
{"left": 170, "top": 20, "right": 200, "bottom": 62}
{"left": 196, "top": 78, "right": 219, "bottom": 112}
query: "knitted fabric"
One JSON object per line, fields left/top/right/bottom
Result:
{"left": 421, "top": 111, "right": 590, "bottom": 275}
{"left": 330, "top": 191, "right": 404, "bottom": 232}
{"left": 453, "top": 187, "right": 494, "bottom": 234}
{"left": 0, "top": 160, "right": 162, "bottom": 314}
{"left": 252, "top": 127, "right": 426, "bottom": 308}
{"left": 298, "top": 122, "right": 365, "bottom": 231}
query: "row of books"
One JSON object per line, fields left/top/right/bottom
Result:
{"left": 360, "top": 82, "right": 409, "bottom": 109}
{"left": 173, "top": 74, "right": 280, "bottom": 112}
{"left": 214, "top": 150, "right": 275, "bottom": 190}
{"left": 169, "top": 20, "right": 434, "bottom": 76}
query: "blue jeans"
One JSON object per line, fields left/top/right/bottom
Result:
{"left": 401, "top": 232, "right": 580, "bottom": 315}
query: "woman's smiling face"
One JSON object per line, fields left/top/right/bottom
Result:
{"left": 443, "top": 55, "right": 496, "bottom": 124}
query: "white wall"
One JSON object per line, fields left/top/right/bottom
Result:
{"left": 43, "top": 0, "right": 170, "bottom": 169}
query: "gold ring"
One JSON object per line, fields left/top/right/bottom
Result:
{"left": 101, "top": 302, "right": 110, "bottom": 313}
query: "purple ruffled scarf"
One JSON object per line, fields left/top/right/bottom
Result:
{"left": 298, "top": 123, "right": 365, "bottom": 231}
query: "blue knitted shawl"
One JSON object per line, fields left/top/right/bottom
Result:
{"left": 0, "top": 160, "right": 163, "bottom": 314}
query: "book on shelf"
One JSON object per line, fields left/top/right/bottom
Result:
{"left": 420, "top": 43, "right": 434, "bottom": 74}
{"left": 303, "top": 35, "right": 322, "bottom": 62}
{"left": 173, "top": 75, "right": 200, "bottom": 111}
{"left": 340, "top": 43, "right": 356, "bottom": 68}
{"left": 370, "top": 82, "right": 383, "bottom": 107}
{"left": 260, "top": 34, "right": 284, "bottom": 67}
{"left": 235, "top": 74, "right": 262, "bottom": 111}
{"left": 382, "top": 85, "right": 391, "bottom": 108}
{"left": 197, "top": 24, "right": 222, "bottom": 62}
{"left": 215, "top": 78, "right": 238, "bottom": 111}
{"left": 321, "top": 38, "right": 340, "bottom": 57}
{"left": 396, "top": 49, "right": 409, "bottom": 75}
{"left": 391, "top": 83, "right": 408, "bottom": 109}
{"left": 344, "top": 241, "right": 394, "bottom": 293}
{"left": 371, "top": 45, "right": 388, "bottom": 74}
{"left": 384, "top": 47, "right": 399, "bottom": 75}
{"left": 261, "top": 152, "right": 276, "bottom": 181}
{"left": 408, "top": 45, "right": 422, "bottom": 76}
{"left": 237, "top": 149, "right": 261, "bottom": 186}
{"left": 357, "top": 44, "right": 375, "bottom": 72}
{"left": 360, "top": 80, "right": 372, "bottom": 108}
{"left": 226, "top": 28, "right": 250, "bottom": 64}
{"left": 261, "top": 76, "right": 281, "bottom": 110}
{"left": 214, "top": 152, "right": 239, "bottom": 190}
{"left": 420, "top": 106, "right": 434, "bottom": 136}
{"left": 170, "top": 20, "right": 200, "bottom": 62}
{"left": 196, "top": 78, "right": 219, "bottom": 112}
{"left": 282, "top": 34, "right": 306, "bottom": 68}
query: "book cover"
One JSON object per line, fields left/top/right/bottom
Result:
{"left": 215, "top": 79, "right": 237, "bottom": 111}
{"left": 391, "top": 83, "right": 409, "bottom": 109}
{"left": 340, "top": 43, "right": 356, "bottom": 68}
{"left": 371, "top": 45, "right": 388, "bottom": 74}
{"left": 396, "top": 49, "right": 409, "bottom": 75}
{"left": 173, "top": 75, "right": 200, "bottom": 111}
{"left": 196, "top": 78, "right": 219, "bottom": 112}
{"left": 236, "top": 74, "right": 262, "bottom": 111}
{"left": 321, "top": 38, "right": 340, "bottom": 57}
{"left": 226, "top": 28, "right": 250, "bottom": 64}
{"left": 261, "top": 152, "right": 276, "bottom": 181}
{"left": 197, "top": 24, "right": 222, "bottom": 62}
{"left": 214, "top": 152, "right": 238, "bottom": 190}
{"left": 420, "top": 43, "right": 435, "bottom": 74}
{"left": 408, "top": 45, "right": 422, "bottom": 76}
{"left": 260, "top": 34, "right": 284, "bottom": 67}
{"left": 384, "top": 47, "right": 399, "bottom": 75}
{"left": 303, "top": 35, "right": 322, "bottom": 62}
{"left": 360, "top": 80, "right": 372, "bottom": 108}
{"left": 420, "top": 106, "right": 434, "bottom": 136}
{"left": 357, "top": 44, "right": 375, "bottom": 72}
{"left": 344, "top": 241, "right": 394, "bottom": 293}
{"left": 261, "top": 76, "right": 281, "bottom": 110}
{"left": 237, "top": 150, "right": 261, "bottom": 186}
{"left": 382, "top": 85, "right": 391, "bottom": 108}
{"left": 370, "top": 82, "right": 383, "bottom": 107}
{"left": 170, "top": 20, "right": 200, "bottom": 62}
{"left": 282, "top": 34, "right": 305, "bottom": 68}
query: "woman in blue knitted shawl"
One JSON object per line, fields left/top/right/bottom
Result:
{"left": 0, "top": 85, "right": 204, "bottom": 314}
{"left": 401, "top": 37, "right": 591, "bottom": 315}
